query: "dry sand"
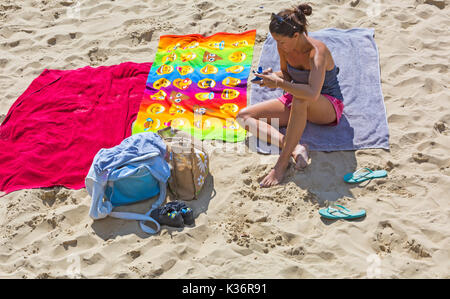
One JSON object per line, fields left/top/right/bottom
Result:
{"left": 0, "top": 0, "right": 449, "bottom": 278}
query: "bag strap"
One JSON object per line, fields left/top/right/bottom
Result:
{"left": 109, "top": 211, "right": 160, "bottom": 235}
{"left": 165, "top": 143, "right": 178, "bottom": 199}
{"left": 108, "top": 179, "right": 167, "bottom": 234}
{"left": 189, "top": 144, "right": 199, "bottom": 198}
{"left": 140, "top": 180, "right": 167, "bottom": 233}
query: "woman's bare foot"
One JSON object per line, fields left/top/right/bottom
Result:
{"left": 260, "top": 165, "right": 286, "bottom": 188}
{"left": 292, "top": 144, "right": 309, "bottom": 170}
{"left": 259, "top": 144, "right": 309, "bottom": 188}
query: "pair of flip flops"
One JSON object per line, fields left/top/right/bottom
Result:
{"left": 319, "top": 168, "right": 387, "bottom": 220}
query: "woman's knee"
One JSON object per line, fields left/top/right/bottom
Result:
{"left": 236, "top": 107, "right": 253, "bottom": 122}
{"left": 292, "top": 96, "right": 310, "bottom": 105}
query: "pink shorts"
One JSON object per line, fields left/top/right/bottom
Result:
{"left": 278, "top": 93, "right": 344, "bottom": 126}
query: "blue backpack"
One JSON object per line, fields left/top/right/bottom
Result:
{"left": 86, "top": 132, "right": 171, "bottom": 234}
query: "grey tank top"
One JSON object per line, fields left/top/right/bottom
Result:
{"left": 287, "top": 63, "right": 344, "bottom": 101}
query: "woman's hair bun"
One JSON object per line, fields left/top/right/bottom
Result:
{"left": 298, "top": 3, "right": 312, "bottom": 16}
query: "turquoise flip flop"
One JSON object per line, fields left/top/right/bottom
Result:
{"left": 319, "top": 205, "right": 366, "bottom": 220}
{"left": 343, "top": 168, "right": 387, "bottom": 183}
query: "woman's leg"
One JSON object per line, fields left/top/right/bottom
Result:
{"left": 259, "top": 94, "right": 337, "bottom": 187}
{"left": 290, "top": 94, "right": 337, "bottom": 168}
{"left": 236, "top": 99, "right": 291, "bottom": 148}
{"left": 306, "top": 94, "right": 337, "bottom": 125}
{"left": 259, "top": 97, "right": 308, "bottom": 187}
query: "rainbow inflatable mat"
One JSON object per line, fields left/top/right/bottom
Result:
{"left": 132, "top": 30, "right": 256, "bottom": 142}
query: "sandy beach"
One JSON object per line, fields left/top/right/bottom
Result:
{"left": 0, "top": 0, "right": 449, "bottom": 278}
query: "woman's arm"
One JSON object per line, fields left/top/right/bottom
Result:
{"left": 275, "top": 45, "right": 293, "bottom": 82}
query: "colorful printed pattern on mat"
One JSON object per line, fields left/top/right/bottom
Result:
{"left": 132, "top": 30, "right": 256, "bottom": 142}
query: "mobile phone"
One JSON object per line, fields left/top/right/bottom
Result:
{"left": 250, "top": 67, "right": 263, "bottom": 82}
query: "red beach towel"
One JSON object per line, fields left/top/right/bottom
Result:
{"left": 0, "top": 62, "right": 152, "bottom": 196}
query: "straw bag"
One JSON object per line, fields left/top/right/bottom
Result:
{"left": 158, "top": 127, "right": 210, "bottom": 201}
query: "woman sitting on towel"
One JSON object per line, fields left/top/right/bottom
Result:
{"left": 237, "top": 3, "right": 344, "bottom": 187}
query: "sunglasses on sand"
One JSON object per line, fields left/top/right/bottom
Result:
{"left": 271, "top": 13, "right": 298, "bottom": 30}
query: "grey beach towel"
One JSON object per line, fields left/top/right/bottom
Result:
{"left": 249, "top": 28, "right": 389, "bottom": 152}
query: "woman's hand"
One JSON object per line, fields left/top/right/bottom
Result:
{"left": 256, "top": 69, "right": 284, "bottom": 89}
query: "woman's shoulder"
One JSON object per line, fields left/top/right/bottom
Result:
{"left": 308, "top": 38, "right": 330, "bottom": 56}
{"left": 309, "top": 38, "right": 334, "bottom": 69}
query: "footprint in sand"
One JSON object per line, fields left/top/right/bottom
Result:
{"left": 62, "top": 239, "right": 78, "bottom": 250}
{"left": 423, "top": 0, "right": 446, "bottom": 10}
{"left": 127, "top": 250, "right": 141, "bottom": 260}
{"left": 434, "top": 121, "right": 447, "bottom": 134}
{"left": 372, "top": 221, "right": 409, "bottom": 255}
{"left": 47, "top": 37, "right": 57, "bottom": 46}
{"left": 88, "top": 47, "right": 109, "bottom": 65}
{"left": 405, "top": 239, "right": 431, "bottom": 258}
